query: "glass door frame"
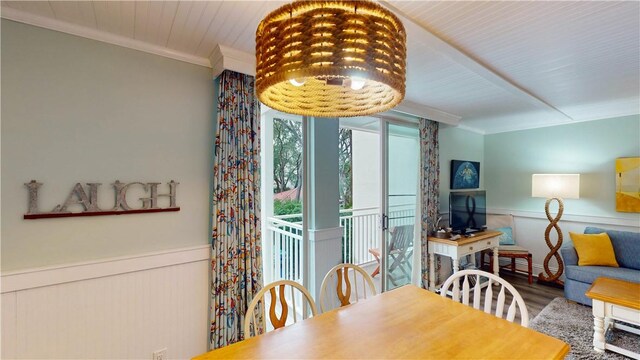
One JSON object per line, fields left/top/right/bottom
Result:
{"left": 379, "top": 116, "right": 420, "bottom": 292}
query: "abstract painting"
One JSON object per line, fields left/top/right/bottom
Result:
{"left": 451, "top": 160, "right": 480, "bottom": 189}
{"left": 616, "top": 157, "right": 640, "bottom": 213}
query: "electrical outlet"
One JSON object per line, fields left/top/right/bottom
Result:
{"left": 152, "top": 348, "right": 167, "bottom": 360}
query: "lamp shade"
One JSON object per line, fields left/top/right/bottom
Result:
{"left": 531, "top": 174, "right": 580, "bottom": 199}
{"left": 255, "top": 0, "right": 406, "bottom": 117}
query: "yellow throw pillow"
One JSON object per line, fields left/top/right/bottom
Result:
{"left": 570, "top": 232, "right": 619, "bottom": 267}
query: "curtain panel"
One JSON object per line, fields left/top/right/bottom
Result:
{"left": 418, "top": 119, "right": 445, "bottom": 289}
{"left": 210, "top": 70, "right": 263, "bottom": 349}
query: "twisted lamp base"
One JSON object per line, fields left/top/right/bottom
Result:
{"left": 537, "top": 197, "right": 565, "bottom": 287}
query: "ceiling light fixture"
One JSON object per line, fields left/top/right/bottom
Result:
{"left": 256, "top": 0, "right": 406, "bottom": 117}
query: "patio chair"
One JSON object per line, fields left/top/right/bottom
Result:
{"left": 368, "top": 224, "right": 414, "bottom": 286}
{"left": 441, "top": 269, "right": 529, "bottom": 327}
{"left": 319, "top": 263, "right": 377, "bottom": 312}
{"left": 244, "top": 280, "right": 318, "bottom": 338}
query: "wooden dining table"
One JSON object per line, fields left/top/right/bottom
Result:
{"left": 194, "top": 285, "right": 570, "bottom": 359}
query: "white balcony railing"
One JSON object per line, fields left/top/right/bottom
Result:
{"left": 264, "top": 205, "right": 415, "bottom": 283}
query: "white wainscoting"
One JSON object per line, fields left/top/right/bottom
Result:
{"left": 491, "top": 209, "right": 639, "bottom": 278}
{"left": 1, "top": 245, "right": 210, "bottom": 360}
{"left": 440, "top": 209, "right": 640, "bottom": 278}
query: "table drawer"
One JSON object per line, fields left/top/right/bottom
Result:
{"left": 458, "top": 239, "right": 498, "bottom": 257}
{"left": 610, "top": 304, "right": 640, "bottom": 324}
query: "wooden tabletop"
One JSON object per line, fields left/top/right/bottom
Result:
{"left": 586, "top": 277, "right": 640, "bottom": 310}
{"left": 427, "top": 230, "right": 502, "bottom": 246}
{"left": 194, "top": 285, "right": 569, "bottom": 359}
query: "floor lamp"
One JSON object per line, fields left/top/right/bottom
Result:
{"left": 532, "top": 174, "right": 580, "bottom": 287}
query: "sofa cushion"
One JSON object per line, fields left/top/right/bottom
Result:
{"left": 565, "top": 265, "right": 640, "bottom": 284}
{"left": 584, "top": 227, "right": 640, "bottom": 270}
{"left": 570, "top": 232, "right": 618, "bottom": 267}
{"left": 496, "top": 227, "right": 515, "bottom": 245}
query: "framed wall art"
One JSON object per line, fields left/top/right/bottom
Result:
{"left": 615, "top": 157, "right": 640, "bottom": 213}
{"left": 450, "top": 160, "right": 480, "bottom": 189}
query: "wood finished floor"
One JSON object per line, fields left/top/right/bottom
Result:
{"left": 500, "top": 271, "right": 564, "bottom": 319}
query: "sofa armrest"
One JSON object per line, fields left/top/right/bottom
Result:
{"left": 561, "top": 246, "right": 578, "bottom": 266}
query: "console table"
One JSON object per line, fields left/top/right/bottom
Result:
{"left": 427, "top": 230, "right": 501, "bottom": 292}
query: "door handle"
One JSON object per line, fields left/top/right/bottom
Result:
{"left": 381, "top": 214, "right": 389, "bottom": 231}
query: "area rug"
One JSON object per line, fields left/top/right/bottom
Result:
{"left": 530, "top": 297, "right": 639, "bottom": 359}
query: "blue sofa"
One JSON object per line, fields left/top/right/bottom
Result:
{"left": 561, "top": 226, "right": 640, "bottom": 306}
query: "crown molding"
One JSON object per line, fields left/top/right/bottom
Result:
{"left": 209, "top": 44, "right": 256, "bottom": 78}
{"left": 1, "top": 7, "right": 211, "bottom": 68}
{"left": 393, "top": 99, "right": 461, "bottom": 125}
{"left": 455, "top": 123, "right": 486, "bottom": 135}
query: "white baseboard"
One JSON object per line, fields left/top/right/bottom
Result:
{"left": 2, "top": 245, "right": 210, "bottom": 293}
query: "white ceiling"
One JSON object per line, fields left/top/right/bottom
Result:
{"left": 2, "top": 1, "right": 638, "bottom": 134}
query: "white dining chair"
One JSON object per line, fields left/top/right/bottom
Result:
{"left": 319, "top": 263, "right": 377, "bottom": 312}
{"left": 440, "top": 269, "right": 529, "bottom": 327}
{"left": 244, "top": 280, "right": 318, "bottom": 338}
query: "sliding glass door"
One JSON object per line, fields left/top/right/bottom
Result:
{"left": 381, "top": 121, "right": 420, "bottom": 291}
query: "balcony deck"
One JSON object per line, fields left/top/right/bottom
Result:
{"left": 264, "top": 205, "right": 415, "bottom": 284}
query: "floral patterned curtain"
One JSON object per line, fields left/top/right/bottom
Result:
{"left": 419, "top": 119, "right": 446, "bottom": 289}
{"left": 210, "top": 70, "right": 263, "bottom": 349}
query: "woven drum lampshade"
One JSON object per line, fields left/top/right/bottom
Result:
{"left": 256, "top": 0, "right": 406, "bottom": 117}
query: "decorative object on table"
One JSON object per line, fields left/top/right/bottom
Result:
{"left": 615, "top": 157, "right": 640, "bottom": 212}
{"left": 450, "top": 160, "right": 480, "bottom": 189}
{"left": 530, "top": 297, "right": 640, "bottom": 360}
{"left": 23, "top": 180, "right": 179, "bottom": 219}
{"left": 531, "top": 173, "right": 580, "bottom": 287}
{"left": 255, "top": 1, "right": 406, "bottom": 117}
{"left": 440, "top": 269, "right": 530, "bottom": 327}
{"left": 433, "top": 229, "right": 452, "bottom": 239}
{"left": 432, "top": 215, "right": 443, "bottom": 234}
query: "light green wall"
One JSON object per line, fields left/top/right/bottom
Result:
{"left": 485, "top": 115, "right": 640, "bottom": 220}
{"left": 1, "top": 20, "right": 214, "bottom": 271}
{"left": 438, "top": 126, "right": 485, "bottom": 214}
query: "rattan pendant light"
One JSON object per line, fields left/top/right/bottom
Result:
{"left": 256, "top": 0, "right": 406, "bottom": 117}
